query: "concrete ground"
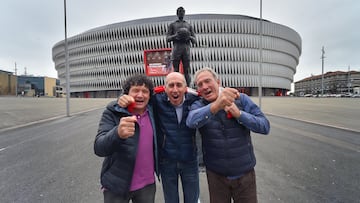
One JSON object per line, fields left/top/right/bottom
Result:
{"left": 1, "top": 96, "right": 359, "bottom": 133}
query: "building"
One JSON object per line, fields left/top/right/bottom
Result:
{"left": 294, "top": 71, "right": 360, "bottom": 96}
{"left": 17, "top": 76, "right": 60, "bottom": 97}
{"left": 52, "top": 14, "right": 302, "bottom": 98}
{"left": 1, "top": 69, "right": 60, "bottom": 97}
{"left": 0, "top": 69, "right": 17, "bottom": 96}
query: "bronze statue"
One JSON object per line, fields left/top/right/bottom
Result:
{"left": 166, "top": 7, "right": 196, "bottom": 86}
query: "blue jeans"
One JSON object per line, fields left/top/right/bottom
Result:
{"left": 160, "top": 158, "right": 199, "bottom": 203}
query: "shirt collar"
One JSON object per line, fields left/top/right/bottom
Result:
{"left": 131, "top": 107, "right": 149, "bottom": 117}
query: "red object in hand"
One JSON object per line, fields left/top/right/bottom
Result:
{"left": 128, "top": 102, "right": 136, "bottom": 113}
{"left": 226, "top": 112, "right": 233, "bottom": 119}
{"left": 154, "top": 86, "right": 165, "bottom": 93}
{"left": 186, "top": 87, "right": 200, "bottom": 96}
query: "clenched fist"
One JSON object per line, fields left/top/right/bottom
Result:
{"left": 211, "top": 87, "right": 240, "bottom": 114}
{"left": 118, "top": 116, "right": 137, "bottom": 139}
{"left": 118, "top": 95, "right": 134, "bottom": 108}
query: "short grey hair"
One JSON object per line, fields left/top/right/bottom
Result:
{"left": 193, "top": 67, "right": 219, "bottom": 84}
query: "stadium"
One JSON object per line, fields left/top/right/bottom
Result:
{"left": 52, "top": 14, "right": 301, "bottom": 98}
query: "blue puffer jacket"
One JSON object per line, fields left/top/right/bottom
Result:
{"left": 94, "top": 100, "right": 159, "bottom": 197}
{"left": 187, "top": 94, "right": 270, "bottom": 177}
{"left": 154, "top": 92, "right": 198, "bottom": 161}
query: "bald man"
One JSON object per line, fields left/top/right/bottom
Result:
{"left": 118, "top": 72, "right": 200, "bottom": 203}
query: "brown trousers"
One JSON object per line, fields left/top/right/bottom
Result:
{"left": 206, "top": 169, "right": 257, "bottom": 203}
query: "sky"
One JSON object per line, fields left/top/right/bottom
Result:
{"left": 1, "top": 0, "right": 359, "bottom": 84}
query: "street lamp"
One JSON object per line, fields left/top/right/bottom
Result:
{"left": 14, "top": 62, "right": 18, "bottom": 96}
{"left": 258, "top": 0, "right": 263, "bottom": 107}
{"left": 64, "top": 0, "right": 70, "bottom": 116}
{"left": 347, "top": 65, "right": 351, "bottom": 94}
{"left": 321, "top": 46, "right": 325, "bottom": 97}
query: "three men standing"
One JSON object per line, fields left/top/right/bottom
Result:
{"left": 95, "top": 6, "right": 270, "bottom": 202}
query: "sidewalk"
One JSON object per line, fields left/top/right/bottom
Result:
{"left": 1, "top": 96, "right": 359, "bottom": 132}
{"left": 258, "top": 97, "right": 360, "bottom": 132}
{"left": 0, "top": 97, "right": 113, "bottom": 131}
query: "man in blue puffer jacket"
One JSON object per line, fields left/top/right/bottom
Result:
{"left": 94, "top": 74, "right": 159, "bottom": 203}
{"left": 118, "top": 72, "right": 199, "bottom": 203}
{"left": 186, "top": 67, "right": 270, "bottom": 203}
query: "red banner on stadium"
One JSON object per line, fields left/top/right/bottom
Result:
{"left": 144, "top": 48, "right": 183, "bottom": 76}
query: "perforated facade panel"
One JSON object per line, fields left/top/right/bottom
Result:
{"left": 52, "top": 14, "right": 301, "bottom": 97}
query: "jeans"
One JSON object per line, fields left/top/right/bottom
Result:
{"left": 160, "top": 158, "right": 199, "bottom": 203}
{"left": 103, "top": 183, "right": 155, "bottom": 203}
{"left": 206, "top": 169, "right": 257, "bottom": 203}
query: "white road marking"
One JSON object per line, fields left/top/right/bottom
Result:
{"left": 271, "top": 122, "right": 360, "bottom": 152}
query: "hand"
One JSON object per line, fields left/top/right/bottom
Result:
{"left": 214, "top": 88, "right": 240, "bottom": 110}
{"left": 118, "top": 95, "right": 134, "bottom": 108}
{"left": 186, "top": 87, "right": 200, "bottom": 96}
{"left": 224, "top": 102, "right": 241, "bottom": 119}
{"left": 154, "top": 86, "right": 165, "bottom": 93}
{"left": 118, "top": 116, "right": 137, "bottom": 139}
{"left": 174, "top": 33, "right": 182, "bottom": 41}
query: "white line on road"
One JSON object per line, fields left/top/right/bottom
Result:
{"left": 271, "top": 122, "right": 360, "bottom": 152}
{"left": 266, "top": 112, "right": 360, "bottom": 133}
{"left": 0, "top": 147, "right": 6, "bottom": 152}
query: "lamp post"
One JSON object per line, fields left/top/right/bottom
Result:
{"left": 258, "top": 0, "right": 263, "bottom": 108}
{"left": 321, "top": 46, "right": 325, "bottom": 97}
{"left": 64, "top": 0, "right": 70, "bottom": 116}
{"left": 347, "top": 65, "right": 351, "bottom": 94}
{"left": 14, "top": 62, "right": 18, "bottom": 96}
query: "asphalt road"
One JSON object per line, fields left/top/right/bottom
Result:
{"left": 253, "top": 115, "right": 360, "bottom": 202}
{"left": 0, "top": 97, "right": 359, "bottom": 202}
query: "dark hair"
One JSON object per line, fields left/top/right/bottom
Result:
{"left": 177, "top": 7, "right": 185, "bottom": 14}
{"left": 122, "top": 74, "right": 154, "bottom": 95}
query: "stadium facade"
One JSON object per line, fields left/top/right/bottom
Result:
{"left": 52, "top": 14, "right": 301, "bottom": 98}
